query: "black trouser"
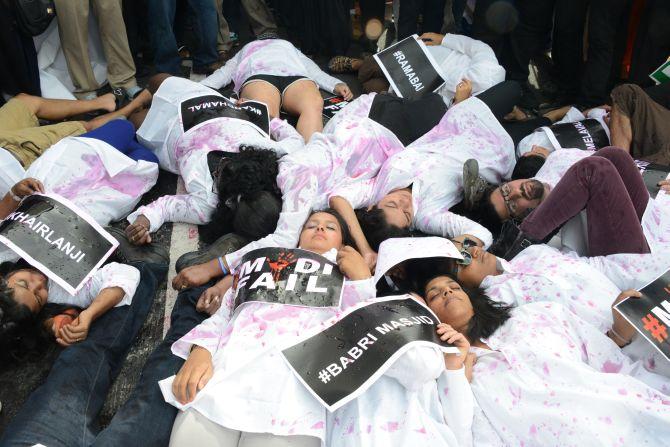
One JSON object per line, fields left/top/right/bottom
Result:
{"left": 506, "top": 0, "right": 555, "bottom": 83}
{"left": 476, "top": 80, "right": 522, "bottom": 122}
{"left": 554, "top": 0, "right": 629, "bottom": 107}
{"left": 398, "top": 0, "right": 447, "bottom": 40}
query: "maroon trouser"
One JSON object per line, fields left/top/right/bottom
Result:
{"left": 520, "top": 147, "right": 650, "bottom": 256}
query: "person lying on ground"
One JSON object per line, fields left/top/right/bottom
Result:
{"left": 330, "top": 95, "right": 515, "bottom": 267}
{"left": 201, "top": 38, "right": 353, "bottom": 140}
{"left": 124, "top": 75, "right": 304, "bottom": 247}
{"left": 413, "top": 266, "right": 670, "bottom": 446}
{"left": 0, "top": 91, "right": 152, "bottom": 196}
{"left": 163, "top": 209, "right": 376, "bottom": 447}
{"left": 0, "top": 261, "right": 168, "bottom": 447}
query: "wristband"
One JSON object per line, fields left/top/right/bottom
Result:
{"left": 217, "top": 257, "right": 229, "bottom": 276}
{"left": 608, "top": 328, "right": 632, "bottom": 347}
{"left": 9, "top": 189, "right": 22, "bottom": 202}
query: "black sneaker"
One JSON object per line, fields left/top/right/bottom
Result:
{"left": 175, "top": 233, "right": 248, "bottom": 273}
{"left": 105, "top": 226, "right": 169, "bottom": 265}
{"left": 463, "top": 159, "right": 491, "bottom": 211}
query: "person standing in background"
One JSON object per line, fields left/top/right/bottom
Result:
{"left": 396, "top": 0, "right": 447, "bottom": 40}
{"left": 53, "top": 0, "right": 141, "bottom": 100}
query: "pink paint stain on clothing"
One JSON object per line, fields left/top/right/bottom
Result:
{"left": 601, "top": 360, "right": 623, "bottom": 373}
{"left": 529, "top": 425, "right": 538, "bottom": 436}
{"left": 618, "top": 389, "right": 628, "bottom": 396}
{"left": 381, "top": 422, "right": 399, "bottom": 432}
{"left": 310, "top": 421, "right": 324, "bottom": 429}
{"left": 443, "top": 387, "right": 449, "bottom": 396}
{"left": 414, "top": 427, "right": 427, "bottom": 434}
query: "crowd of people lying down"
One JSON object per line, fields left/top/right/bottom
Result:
{"left": 1, "top": 34, "right": 670, "bottom": 447}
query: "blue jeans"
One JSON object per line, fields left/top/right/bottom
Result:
{"left": 81, "top": 120, "right": 159, "bottom": 164}
{"left": 92, "top": 285, "right": 209, "bottom": 447}
{"left": 148, "top": 0, "right": 218, "bottom": 74}
{"left": 0, "top": 262, "right": 167, "bottom": 447}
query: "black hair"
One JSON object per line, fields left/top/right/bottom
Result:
{"left": 307, "top": 207, "right": 355, "bottom": 248}
{"left": 0, "top": 264, "right": 70, "bottom": 366}
{"left": 471, "top": 186, "right": 504, "bottom": 239}
{"left": 511, "top": 155, "right": 546, "bottom": 180}
{"left": 354, "top": 206, "right": 411, "bottom": 251}
{"left": 408, "top": 260, "right": 513, "bottom": 342}
{"left": 201, "top": 145, "right": 282, "bottom": 243}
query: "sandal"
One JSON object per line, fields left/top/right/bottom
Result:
{"left": 328, "top": 56, "right": 356, "bottom": 74}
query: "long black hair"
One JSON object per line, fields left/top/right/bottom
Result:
{"left": 0, "top": 261, "right": 71, "bottom": 366}
{"left": 201, "top": 145, "right": 282, "bottom": 243}
{"left": 407, "top": 257, "right": 513, "bottom": 342}
{"left": 354, "top": 206, "right": 411, "bottom": 251}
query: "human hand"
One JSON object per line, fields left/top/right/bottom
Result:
{"left": 419, "top": 32, "right": 444, "bottom": 46}
{"left": 172, "top": 346, "right": 214, "bottom": 405}
{"left": 334, "top": 83, "right": 353, "bottom": 101}
{"left": 464, "top": 352, "right": 477, "bottom": 382}
{"left": 196, "top": 279, "right": 231, "bottom": 315}
{"left": 56, "top": 310, "right": 93, "bottom": 346}
{"left": 658, "top": 179, "right": 670, "bottom": 193}
{"left": 337, "top": 245, "right": 372, "bottom": 280}
{"left": 10, "top": 178, "right": 44, "bottom": 200}
{"left": 454, "top": 79, "right": 472, "bottom": 104}
{"left": 125, "top": 214, "right": 152, "bottom": 245}
{"left": 172, "top": 263, "right": 217, "bottom": 291}
{"left": 611, "top": 289, "right": 642, "bottom": 346}
{"left": 437, "top": 323, "right": 470, "bottom": 370}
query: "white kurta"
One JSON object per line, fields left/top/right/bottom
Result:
{"left": 47, "top": 262, "right": 140, "bottom": 307}
{"left": 471, "top": 302, "right": 670, "bottom": 446}
{"left": 201, "top": 39, "right": 343, "bottom": 94}
{"left": 328, "top": 356, "right": 473, "bottom": 447}
{"left": 331, "top": 96, "right": 515, "bottom": 248}
{"left": 160, "top": 249, "right": 377, "bottom": 443}
{"left": 223, "top": 94, "right": 407, "bottom": 270}
{"left": 427, "top": 33, "right": 506, "bottom": 106}
{"left": 130, "top": 77, "right": 304, "bottom": 231}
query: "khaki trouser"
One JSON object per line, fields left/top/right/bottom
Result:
{"left": 0, "top": 98, "right": 86, "bottom": 167}
{"left": 54, "top": 0, "right": 137, "bottom": 97}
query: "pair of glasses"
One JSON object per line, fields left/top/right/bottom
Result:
{"left": 449, "top": 238, "right": 477, "bottom": 276}
{"left": 500, "top": 182, "right": 519, "bottom": 218}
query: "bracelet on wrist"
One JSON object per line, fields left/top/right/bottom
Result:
{"left": 9, "top": 190, "right": 22, "bottom": 202}
{"left": 608, "top": 328, "right": 632, "bottom": 347}
{"left": 217, "top": 257, "right": 229, "bottom": 276}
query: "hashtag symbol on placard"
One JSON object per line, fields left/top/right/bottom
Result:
{"left": 318, "top": 369, "right": 331, "bottom": 384}
{"left": 642, "top": 314, "right": 668, "bottom": 343}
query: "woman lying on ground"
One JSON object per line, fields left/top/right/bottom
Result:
{"left": 201, "top": 38, "right": 353, "bottom": 140}
{"left": 412, "top": 262, "right": 670, "bottom": 445}
{"left": 0, "top": 261, "right": 167, "bottom": 447}
{"left": 162, "top": 209, "right": 376, "bottom": 446}
{"left": 124, "top": 75, "right": 305, "bottom": 247}
{"left": 330, "top": 95, "right": 516, "bottom": 266}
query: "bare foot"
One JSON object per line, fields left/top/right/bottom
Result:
{"left": 543, "top": 105, "right": 571, "bottom": 123}
{"left": 96, "top": 93, "right": 117, "bottom": 113}
{"left": 504, "top": 106, "right": 530, "bottom": 121}
{"left": 454, "top": 79, "right": 472, "bottom": 104}
{"left": 351, "top": 58, "right": 364, "bottom": 71}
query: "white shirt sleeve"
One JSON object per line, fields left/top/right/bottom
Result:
{"left": 385, "top": 346, "right": 444, "bottom": 391}
{"left": 48, "top": 262, "right": 141, "bottom": 308}
{"left": 582, "top": 252, "right": 670, "bottom": 292}
{"left": 437, "top": 367, "right": 474, "bottom": 447}
{"left": 296, "top": 50, "right": 343, "bottom": 93}
{"left": 340, "top": 277, "right": 376, "bottom": 310}
{"left": 201, "top": 51, "right": 241, "bottom": 89}
{"left": 414, "top": 207, "right": 493, "bottom": 248}
{"left": 128, "top": 188, "right": 218, "bottom": 232}
{"left": 440, "top": 34, "right": 505, "bottom": 94}
{"left": 329, "top": 178, "right": 377, "bottom": 210}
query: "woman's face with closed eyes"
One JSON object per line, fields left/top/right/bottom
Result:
{"left": 375, "top": 188, "right": 414, "bottom": 229}
{"left": 423, "top": 275, "right": 474, "bottom": 333}
{"left": 5, "top": 269, "right": 49, "bottom": 313}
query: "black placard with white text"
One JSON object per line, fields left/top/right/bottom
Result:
{"left": 180, "top": 95, "right": 270, "bottom": 136}
{"left": 0, "top": 194, "right": 118, "bottom": 295}
{"left": 615, "top": 269, "right": 670, "bottom": 361}
{"left": 634, "top": 159, "right": 670, "bottom": 197}
{"left": 542, "top": 119, "right": 610, "bottom": 151}
{"left": 373, "top": 35, "right": 446, "bottom": 100}
{"left": 281, "top": 296, "right": 459, "bottom": 411}
{"left": 233, "top": 248, "right": 344, "bottom": 309}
